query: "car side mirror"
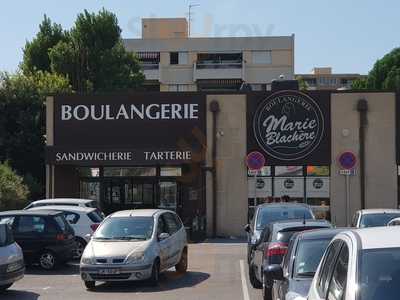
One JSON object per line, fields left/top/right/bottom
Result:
{"left": 264, "top": 264, "right": 284, "bottom": 281}
{"left": 244, "top": 224, "right": 251, "bottom": 233}
{"left": 158, "top": 232, "right": 170, "bottom": 240}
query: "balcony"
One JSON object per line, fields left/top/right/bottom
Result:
{"left": 140, "top": 63, "right": 160, "bottom": 80}
{"left": 194, "top": 61, "right": 243, "bottom": 80}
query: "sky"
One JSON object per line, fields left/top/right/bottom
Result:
{"left": 0, "top": 0, "right": 399, "bottom": 74}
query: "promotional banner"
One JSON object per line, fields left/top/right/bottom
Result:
{"left": 247, "top": 90, "right": 331, "bottom": 165}
{"left": 274, "top": 177, "right": 304, "bottom": 198}
{"left": 306, "top": 177, "right": 330, "bottom": 198}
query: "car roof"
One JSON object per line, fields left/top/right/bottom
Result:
{"left": 0, "top": 210, "right": 63, "bottom": 217}
{"left": 339, "top": 226, "right": 400, "bottom": 250}
{"left": 110, "top": 209, "right": 172, "bottom": 218}
{"left": 270, "top": 219, "right": 331, "bottom": 231}
{"left": 358, "top": 208, "right": 400, "bottom": 215}
{"left": 30, "top": 198, "right": 94, "bottom": 204}
{"left": 295, "top": 228, "right": 349, "bottom": 240}
{"left": 28, "top": 206, "right": 96, "bottom": 213}
{"left": 257, "top": 202, "right": 311, "bottom": 210}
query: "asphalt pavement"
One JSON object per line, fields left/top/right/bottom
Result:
{"left": 1, "top": 239, "right": 262, "bottom": 300}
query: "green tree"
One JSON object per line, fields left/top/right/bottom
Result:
{"left": 22, "top": 15, "right": 67, "bottom": 74}
{"left": 0, "top": 162, "right": 29, "bottom": 210}
{"left": 352, "top": 47, "right": 400, "bottom": 91}
{"left": 0, "top": 71, "right": 72, "bottom": 199}
{"left": 296, "top": 76, "right": 309, "bottom": 91}
{"left": 46, "top": 9, "right": 143, "bottom": 92}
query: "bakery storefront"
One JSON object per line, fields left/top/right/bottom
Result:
{"left": 45, "top": 93, "right": 206, "bottom": 235}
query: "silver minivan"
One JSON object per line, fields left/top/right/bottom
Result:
{"left": 80, "top": 209, "right": 188, "bottom": 290}
{"left": 0, "top": 223, "right": 25, "bottom": 291}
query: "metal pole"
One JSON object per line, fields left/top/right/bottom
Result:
{"left": 346, "top": 174, "right": 350, "bottom": 226}
{"left": 254, "top": 172, "right": 257, "bottom": 205}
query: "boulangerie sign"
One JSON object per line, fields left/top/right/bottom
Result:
{"left": 248, "top": 91, "right": 331, "bottom": 165}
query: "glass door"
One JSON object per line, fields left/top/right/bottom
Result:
{"left": 158, "top": 181, "right": 178, "bottom": 210}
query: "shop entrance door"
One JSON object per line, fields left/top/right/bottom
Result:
{"left": 158, "top": 181, "right": 178, "bottom": 211}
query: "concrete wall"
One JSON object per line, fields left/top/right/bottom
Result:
{"left": 206, "top": 95, "right": 248, "bottom": 237}
{"left": 142, "top": 18, "right": 188, "bottom": 39}
{"left": 330, "top": 92, "right": 397, "bottom": 226}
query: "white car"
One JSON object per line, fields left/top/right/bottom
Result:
{"left": 387, "top": 217, "right": 400, "bottom": 226}
{"left": 80, "top": 209, "right": 188, "bottom": 290}
{"left": 29, "top": 206, "right": 103, "bottom": 258}
{"left": 308, "top": 226, "right": 400, "bottom": 300}
{"left": 0, "top": 223, "right": 25, "bottom": 292}
{"left": 351, "top": 208, "right": 400, "bottom": 228}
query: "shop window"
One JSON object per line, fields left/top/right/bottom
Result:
{"left": 248, "top": 166, "right": 271, "bottom": 177}
{"left": 78, "top": 167, "right": 100, "bottom": 177}
{"left": 80, "top": 181, "right": 100, "bottom": 201}
{"left": 274, "top": 177, "right": 304, "bottom": 199}
{"left": 307, "top": 166, "right": 330, "bottom": 176}
{"left": 103, "top": 167, "right": 156, "bottom": 177}
{"left": 160, "top": 167, "right": 182, "bottom": 177}
{"left": 275, "top": 166, "right": 303, "bottom": 177}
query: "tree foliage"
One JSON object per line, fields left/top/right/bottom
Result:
{"left": 0, "top": 162, "right": 29, "bottom": 210}
{"left": 0, "top": 71, "right": 72, "bottom": 199}
{"left": 352, "top": 47, "right": 400, "bottom": 91}
{"left": 23, "top": 9, "right": 144, "bottom": 93}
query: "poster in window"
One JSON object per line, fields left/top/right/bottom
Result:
{"left": 248, "top": 177, "right": 272, "bottom": 198}
{"left": 306, "top": 177, "right": 329, "bottom": 198}
{"left": 274, "top": 177, "right": 304, "bottom": 198}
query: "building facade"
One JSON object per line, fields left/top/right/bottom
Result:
{"left": 123, "top": 18, "right": 295, "bottom": 92}
{"left": 45, "top": 89, "right": 399, "bottom": 238}
{"left": 296, "top": 67, "right": 366, "bottom": 90}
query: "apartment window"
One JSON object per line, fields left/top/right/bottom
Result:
{"left": 178, "top": 52, "right": 188, "bottom": 64}
{"left": 252, "top": 51, "right": 272, "bottom": 64}
{"left": 170, "top": 52, "right": 179, "bottom": 65}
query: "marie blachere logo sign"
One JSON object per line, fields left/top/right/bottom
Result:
{"left": 61, "top": 103, "right": 199, "bottom": 121}
{"left": 253, "top": 91, "right": 325, "bottom": 161}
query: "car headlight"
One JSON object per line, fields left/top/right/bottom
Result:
{"left": 81, "top": 256, "right": 94, "bottom": 265}
{"left": 126, "top": 252, "right": 145, "bottom": 264}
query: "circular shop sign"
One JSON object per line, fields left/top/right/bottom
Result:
{"left": 246, "top": 151, "right": 266, "bottom": 171}
{"left": 253, "top": 90, "right": 325, "bottom": 161}
{"left": 284, "top": 179, "right": 295, "bottom": 189}
{"left": 313, "top": 178, "right": 324, "bottom": 189}
{"left": 338, "top": 151, "right": 357, "bottom": 170}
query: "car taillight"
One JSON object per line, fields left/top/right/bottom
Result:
{"left": 90, "top": 223, "right": 100, "bottom": 232}
{"left": 265, "top": 242, "right": 288, "bottom": 257}
{"left": 56, "top": 234, "right": 66, "bottom": 241}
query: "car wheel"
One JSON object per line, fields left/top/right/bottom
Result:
{"left": 175, "top": 247, "right": 188, "bottom": 273}
{"left": 262, "top": 279, "right": 273, "bottom": 300}
{"left": 148, "top": 259, "right": 160, "bottom": 286}
{"left": 0, "top": 283, "right": 12, "bottom": 292}
{"left": 74, "top": 238, "right": 87, "bottom": 259}
{"left": 84, "top": 281, "right": 95, "bottom": 290}
{"left": 249, "top": 265, "right": 262, "bottom": 289}
{"left": 39, "top": 250, "right": 57, "bottom": 270}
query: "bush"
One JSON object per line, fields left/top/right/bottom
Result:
{"left": 0, "top": 162, "right": 29, "bottom": 210}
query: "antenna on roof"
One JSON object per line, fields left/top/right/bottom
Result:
{"left": 188, "top": 3, "right": 200, "bottom": 37}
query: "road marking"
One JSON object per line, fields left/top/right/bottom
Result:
{"left": 239, "top": 260, "right": 250, "bottom": 300}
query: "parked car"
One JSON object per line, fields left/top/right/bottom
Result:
{"left": 265, "top": 228, "right": 347, "bottom": 300}
{"left": 0, "top": 210, "right": 75, "bottom": 270}
{"left": 249, "top": 219, "right": 331, "bottom": 299}
{"left": 29, "top": 206, "right": 104, "bottom": 258}
{"left": 80, "top": 209, "right": 188, "bottom": 290}
{"left": 308, "top": 226, "right": 400, "bottom": 300}
{"left": 351, "top": 208, "right": 400, "bottom": 228}
{"left": 387, "top": 217, "right": 400, "bottom": 226}
{"left": 244, "top": 203, "right": 315, "bottom": 264}
{"left": 24, "top": 198, "right": 104, "bottom": 217}
{"left": 0, "top": 223, "right": 25, "bottom": 292}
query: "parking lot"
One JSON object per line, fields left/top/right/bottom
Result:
{"left": 2, "top": 240, "right": 260, "bottom": 300}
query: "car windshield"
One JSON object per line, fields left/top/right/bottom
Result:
{"left": 359, "top": 247, "right": 400, "bottom": 300}
{"left": 0, "top": 224, "right": 14, "bottom": 247}
{"left": 93, "top": 216, "right": 154, "bottom": 241}
{"left": 294, "top": 238, "right": 331, "bottom": 277}
{"left": 359, "top": 213, "right": 400, "bottom": 228}
{"left": 256, "top": 207, "right": 313, "bottom": 230}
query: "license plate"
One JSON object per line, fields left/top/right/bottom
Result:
{"left": 99, "top": 269, "right": 120, "bottom": 275}
{"left": 7, "top": 262, "right": 21, "bottom": 273}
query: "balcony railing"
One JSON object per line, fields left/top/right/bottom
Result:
{"left": 195, "top": 61, "right": 242, "bottom": 69}
{"left": 140, "top": 63, "right": 159, "bottom": 70}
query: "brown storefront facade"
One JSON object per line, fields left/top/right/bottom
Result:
{"left": 46, "top": 90, "right": 399, "bottom": 238}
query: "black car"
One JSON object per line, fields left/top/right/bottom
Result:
{"left": 249, "top": 219, "right": 331, "bottom": 300}
{"left": 265, "top": 228, "right": 346, "bottom": 300}
{"left": 0, "top": 210, "right": 75, "bottom": 270}
{"left": 244, "top": 203, "right": 315, "bottom": 265}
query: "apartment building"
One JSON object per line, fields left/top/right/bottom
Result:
{"left": 123, "top": 18, "right": 294, "bottom": 92}
{"left": 296, "top": 67, "right": 366, "bottom": 90}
